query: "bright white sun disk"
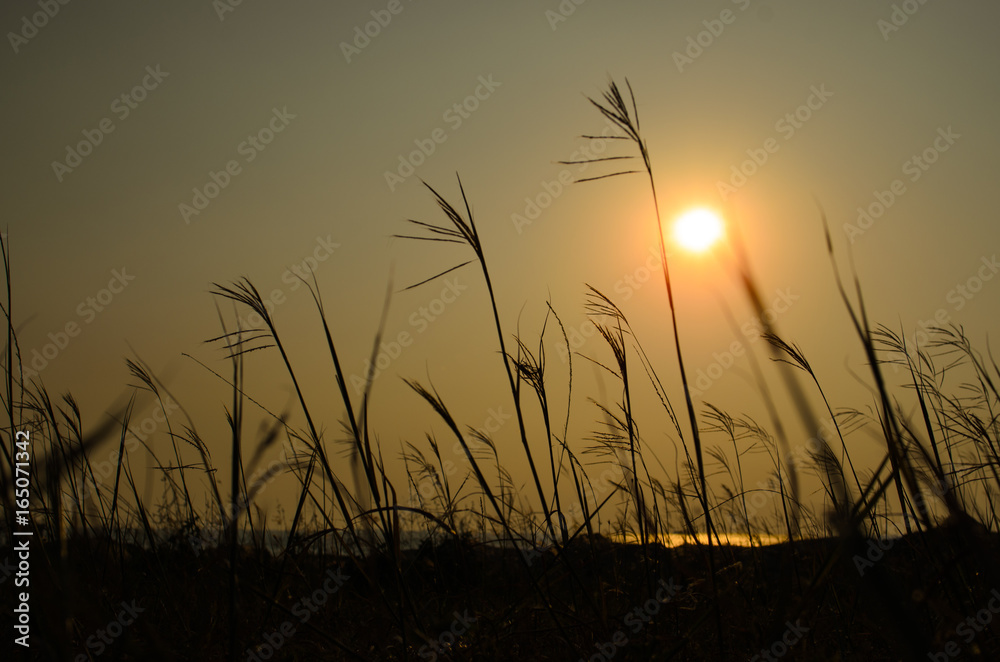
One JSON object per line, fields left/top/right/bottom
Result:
{"left": 674, "top": 209, "right": 724, "bottom": 252}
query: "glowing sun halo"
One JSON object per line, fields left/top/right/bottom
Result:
{"left": 673, "top": 209, "right": 725, "bottom": 253}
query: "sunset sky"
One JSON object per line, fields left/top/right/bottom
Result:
{"left": 3, "top": 0, "right": 999, "bottom": 521}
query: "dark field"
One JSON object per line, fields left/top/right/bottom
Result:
{"left": 5, "top": 524, "right": 1000, "bottom": 660}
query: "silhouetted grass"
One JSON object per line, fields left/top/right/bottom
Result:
{"left": 3, "top": 81, "right": 1000, "bottom": 661}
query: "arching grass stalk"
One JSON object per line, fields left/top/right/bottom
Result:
{"left": 582, "top": 288, "right": 652, "bottom": 559}
{"left": 210, "top": 280, "right": 363, "bottom": 554}
{"left": 569, "top": 77, "right": 724, "bottom": 653}
{"left": 395, "top": 178, "right": 559, "bottom": 546}
{"left": 510, "top": 326, "right": 570, "bottom": 543}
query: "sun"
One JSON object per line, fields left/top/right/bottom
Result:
{"left": 673, "top": 208, "right": 725, "bottom": 253}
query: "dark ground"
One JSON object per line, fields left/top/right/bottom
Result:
{"left": 4, "top": 522, "right": 1000, "bottom": 661}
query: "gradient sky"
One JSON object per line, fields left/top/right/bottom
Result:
{"left": 3, "top": 0, "right": 999, "bottom": 525}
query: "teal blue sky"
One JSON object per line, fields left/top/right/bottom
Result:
{"left": 3, "top": 0, "right": 999, "bottom": 519}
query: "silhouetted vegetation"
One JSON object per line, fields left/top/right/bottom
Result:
{"left": 3, "top": 81, "right": 1000, "bottom": 661}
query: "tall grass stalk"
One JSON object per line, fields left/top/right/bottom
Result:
{"left": 396, "top": 178, "right": 561, "bottom": 546}
{"left": 570, "top": 77, "right": 725, "bottom": 653}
